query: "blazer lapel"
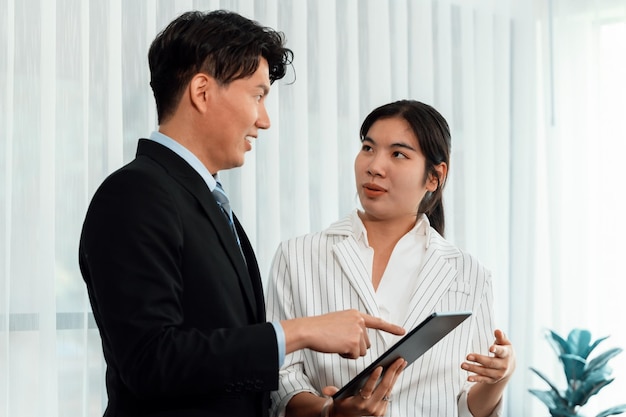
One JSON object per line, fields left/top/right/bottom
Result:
{"left": 136, "top": 140, "right": 257, "bottom": 315}
{"left": 327, "top": 217, "right": 381, "bottom": 318}
{"left": 403, "top": 233, "right": 461, "bottom": 329}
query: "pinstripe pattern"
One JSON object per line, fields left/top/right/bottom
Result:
{"left": 266, "top": 211, "right": 501, "bottom": 417}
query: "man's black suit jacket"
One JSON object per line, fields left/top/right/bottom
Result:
{"left": 79, "top": 139, "right": 279, "bottom": 417}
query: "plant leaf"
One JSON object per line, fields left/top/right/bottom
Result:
{"left": 529, "top": 389, "right": 560, "bottom": 409}
{"left": 582, "top": 366, "right": 614, "bottom": 388}
{"left": 568, "top": 329, "right": 593, "bottom": 358}
{"left": 530, "top": 366, "right": 565, "bottom": 395}
{"left": 567, "top": 377, "right": 614, "bottom": 406}
{"left": 529, "top": 389, "right": 573, "bottom": 415}
{"left": 585, "top": 347, "right": 623, "bottom": 378}
{"left": 551, "top": 410, "right": 580, "bottom": 417}
{"left": 547, "top": 329, "right": 571, "bottom": 356}
{"left": 550, "top": 406, "right": 581, "bottom": 417}
{"left": 588, "top": 335, "right": 611, "bottom": 357}
{"left": 561, "top": 353, "right": 586, "bottom": 382}
{"left": 596, "top": 404, "right": 626, "bottom": 417}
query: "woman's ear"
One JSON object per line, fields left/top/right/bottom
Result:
{"left": 427, "top": 162, "right": 448, "bottom": 192}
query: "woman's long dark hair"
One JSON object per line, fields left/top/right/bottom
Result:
{"left": 359, "top": 100, "right": 451, "bottom": 236}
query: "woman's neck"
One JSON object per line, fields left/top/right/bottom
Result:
{"left": 358, "top": 211, "right": 417, "bottom": 247}
{"left": 359, "top": 212, "right": 417, "bottom": 291}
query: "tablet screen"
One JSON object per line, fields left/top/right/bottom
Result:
{"left": 332, "top": 311, "right": 472, "bottom": 400}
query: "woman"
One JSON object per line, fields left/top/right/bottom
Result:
{"left": 266, "top": 100, "right": 515, "bottom": 417}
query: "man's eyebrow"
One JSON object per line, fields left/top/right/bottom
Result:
{"left": 257, "top": 84, "right": 270, "bottom": 95}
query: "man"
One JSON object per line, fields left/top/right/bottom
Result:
{"left": 79, "top": 10, "right": 404, "bottom": 417}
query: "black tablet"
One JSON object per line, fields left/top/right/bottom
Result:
{"left": 332, "top": 311, "right": 472, "bottom": 400}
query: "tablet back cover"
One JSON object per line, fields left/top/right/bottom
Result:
{"left": 332, "top": 311, "right": 472, "bottom": 400}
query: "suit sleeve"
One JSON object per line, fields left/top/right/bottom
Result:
{"left": 79, "top": 167, "right": 279, "bottom": 400}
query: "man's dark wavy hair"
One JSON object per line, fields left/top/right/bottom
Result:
{"left": 148, "top": 10, "right": 294, "bottom": 123}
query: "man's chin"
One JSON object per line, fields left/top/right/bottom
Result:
{"left": 232, "top": 156, "right": 246, "bottom": 169}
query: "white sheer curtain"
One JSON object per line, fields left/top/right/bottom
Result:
{"left": 517, "top": 1, "right": 626, "bottom": 415}
{"left": 5, "top": 0, "right": 623, "bottom": 416}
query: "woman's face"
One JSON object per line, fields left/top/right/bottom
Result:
{"left": 354, "top": 116, "right": 439, "bottom": 222}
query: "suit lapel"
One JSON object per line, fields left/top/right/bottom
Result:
{"left": 234, "top": 215, "right": 265, "bottom": 320}
{"left": 136, "top": 140, "right": 258, "bottom": 316}
{"left": 191, "top": 189, "right": 258, "bottom": 315}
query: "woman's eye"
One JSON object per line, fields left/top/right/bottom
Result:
{"left": 393, "top": 151, "right": 407, "bottom": 159}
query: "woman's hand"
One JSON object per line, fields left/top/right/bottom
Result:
{"left": 461, "top": 329, "right": 516, "bottom": 384}
{"left": 320, "top": 357, "right": 407, "bottom": 417}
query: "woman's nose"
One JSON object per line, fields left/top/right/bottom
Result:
{"left": 366, "top": 157, "right": 385, "bottom": 177}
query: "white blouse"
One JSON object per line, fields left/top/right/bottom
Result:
{"left": 352, "top": 212, "right": 428, "bottom": 346}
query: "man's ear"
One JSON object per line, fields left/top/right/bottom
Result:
{"left": 188, "top": 73, "right": 213, "bottom": 113}
{"left": 427, "top": 162, "right": 448, "bottom": 192}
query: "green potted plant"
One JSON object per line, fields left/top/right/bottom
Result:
{"left": 529, "top": 328, "right": 626, "bottom": 417}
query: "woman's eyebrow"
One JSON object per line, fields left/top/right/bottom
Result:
{"left": 363, "top": 136, "right": 416, "bottom": 151}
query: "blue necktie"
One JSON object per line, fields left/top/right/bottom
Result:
{"left": 212, "top": 181, "right": 244, "bottom": 254}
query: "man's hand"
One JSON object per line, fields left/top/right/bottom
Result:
{"left": 282, "top": 309, "right": 405, "bottom": 357}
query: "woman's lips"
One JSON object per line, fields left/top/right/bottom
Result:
{"left": 362, "top": 183, "right": 386, "bottom": 198}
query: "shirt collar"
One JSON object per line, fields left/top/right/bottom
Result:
{"left": 349, "top": 210, "right": 432, "bottom": 248}
{"left": 148, "top": 131, "right": 218, "bottom": 191}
